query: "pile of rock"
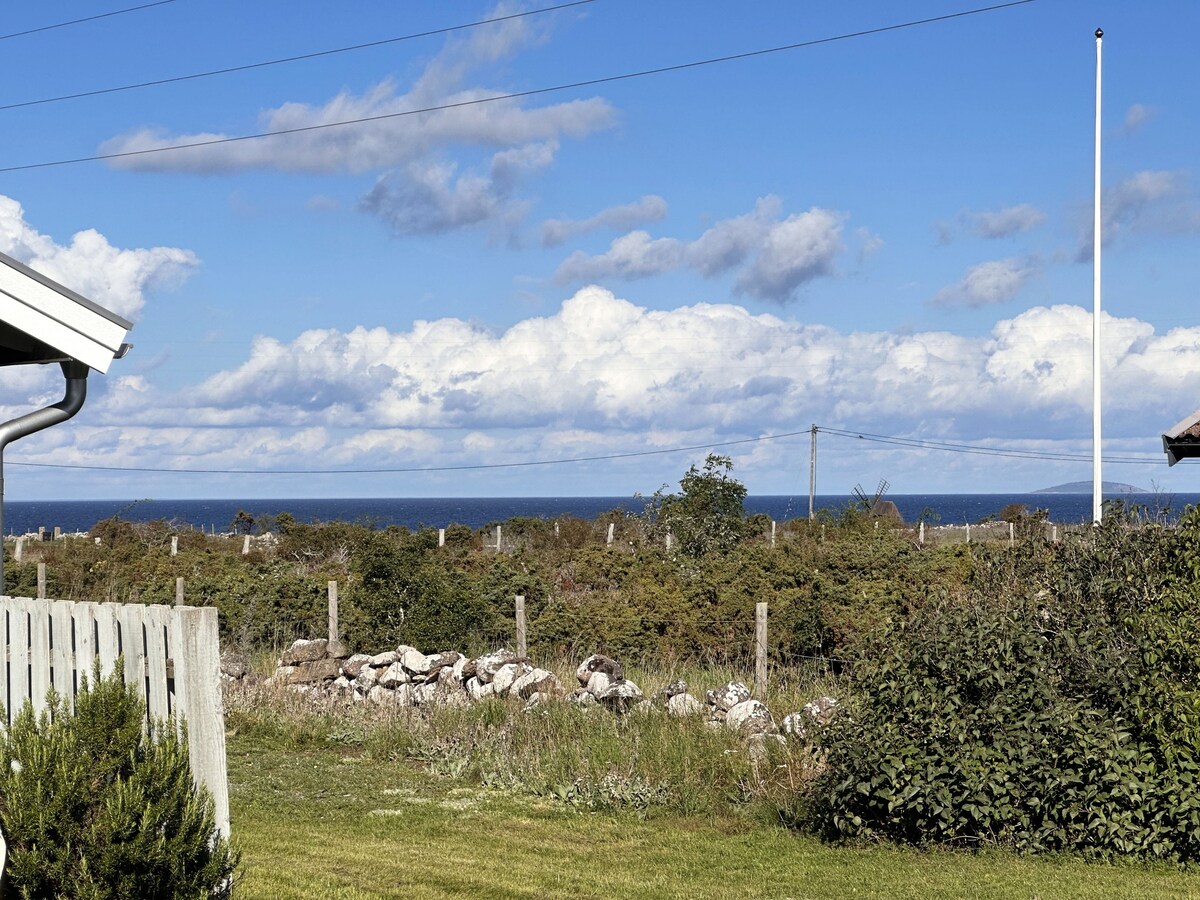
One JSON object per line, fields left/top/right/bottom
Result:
{"left": 258, "top": 640, "right": 837, "bottom": 742}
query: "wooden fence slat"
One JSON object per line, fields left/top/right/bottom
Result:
{"left": 27, "top": 601, "right": 50, "bottom": 718}
{"left": 74, "top": 602, "right": 97, "bottom": 687}
{"left": 117, "top": 604, "right": 145, "bottom": 694}
{"left": 48, "top": 600, "right": 74, "bottom": 710}
{"left": 0, "top": 603, "right": 9, "bottom": 726}
{"left": 94, "top": 604, "right": 120, "bottom": 682}
{"left": 143, "top": 606, "right": 171, "bottom": 721}
{"left": 8, "top": 599, "right": 30, "bottom": 723}
{"left": 175, "top": 606, "right": 230, "bottom": 837}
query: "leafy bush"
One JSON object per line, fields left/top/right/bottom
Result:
{"left": 814, "top": 561, "right": 1200, "bottom": 859}
{"left": 0, "top": 668, "right": 238, "bottom": 898}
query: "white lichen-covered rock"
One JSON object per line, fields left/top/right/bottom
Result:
{"left": 725, "top": 699, "right": 776, "bottom": 735}
{"left": 330, "top": 675, "right": 353, "bottom": 695}
{"left": 492, "top": 662, "right": 533, "bottom": 697}
{"left": 474, "top": 650, "right": 517, "bottom": 684}
{"left": 662, "top": 679, "right": 688, "bottom": 700}
{"left": 780, "top": 712, "right": 809, "bottom": 740}
{"left": 585, "top": 671, "right": 613, "bottom": 698}
{"left": 394, "top": 683, "right": 414, "bottom": 707}
{"left": 513, "top": 668, "right": 560, "bottom": 701}
{"left": 575, "top": 654, "right": 624, "bottom": 687}
{"left": 598, "top": 680, "right": 643, "bottom": 713}
{"left": 281, "top": 638, "right": 329, "bottom": 665}
{"left": 667, "top": 692, "right": 703, "bottom": 717}
{"left": 353, "top": 664, "right": 380, "bottom": 694}
{"left": 411, "top": 682, "right": 438, "bottom": 706}
{"left": 451, "top": 655, "right": 470, "bottom": 683}
{"left": 341, "top": 654, "right": 372, "bottom": 679}
{"left": 220, "top": 652, "right": 250, "bottom": 680}
{"left": 400, "top": 647, "right": 433, "bottom": 676}
{"left": 368, "top": 684, "right": 399, "bottom": 705}
{"left": 567, "top": 688, "right": 597, "bottom": 706}
{"left": 802, "top": 695, "right": 839, "bottom": 724}
{"left": 369, "top": 650, "right": 398, "bottom": 668}
{"left": 378, "top": 662, "right": 411, "bottom": 689}
{"left": 265, "top": 665, "right": 298, "bottom": 687}
{"left": 466, "top": 676, "right": 495, "bottom": 702}
{"left": 706, "top": 681, "right": 752, "bottom": 712}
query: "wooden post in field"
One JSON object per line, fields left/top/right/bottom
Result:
{"left": 171, "top": 535, "right": 178, "bottom": 556}
{"left": 770, "top": 520, "right": 776, "bottom": 548}
{"left": 606, "top": 523, "right": 615, "bottom": 547}
{"left": 241, "top": 535, "right": 251, "bottom": 555}
{"left": 966, "top": 523, "right": 971, "bottom": 544}
{"left": 665, "top": 529, "right": 673, "bottom": 551}
{"left": 438, "top": 528, "right": 445, "bottom": 547}
{"left": 554, "top": 521, "right": 560, "bottom": 539}
{"left": 37, "top": 562, "right": 46, "bottom": 599}
{"left": 328, "top": 580, "right": 339, "bottom": 647}
{"left": 14, "top": 536, "right": 22, "bottom": 562}
{"left": 515, "top": 594, "right": 527, "bottom": 658}
{"left": 1052, "top": 524, "right": 1058, "bottom": 543}
{"left": 175, "top": 577, "right": 185, "bottom": 607}
{"left": 495, "top": 525, "right": 502, "bottom": 551}
{"left": 53, "top": 527, "right": 61, "bottom": 540}
{"left": 754, "top": 602, "right": 768, "bottom": 699}
{"left": 919, "top": 521, "right": 925, "bottom": 545}
{"left": 821, "top": 524, "right": 826, "bottom": 543}
{"left": 1009, "top": 522, "right": 1014, "bottom": 548}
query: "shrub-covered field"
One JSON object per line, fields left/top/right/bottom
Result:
{"left": 7, "top": 456, "right": 1200, "bottom": 870}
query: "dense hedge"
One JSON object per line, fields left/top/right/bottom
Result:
{"left": 813, "top": 506, "right": 1200, "bottom": 860}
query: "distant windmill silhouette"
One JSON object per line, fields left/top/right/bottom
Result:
{"left": 853, "top": 479, "right": 902, "bottom": 523}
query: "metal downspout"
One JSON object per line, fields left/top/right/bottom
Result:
{"left": 0, "top": 360, "right": 89, "bottom": 594}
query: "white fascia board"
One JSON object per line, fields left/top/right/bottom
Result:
{"left": 1164, "top": 408, "right": 1200, "bottom": 440}
{"left": 0, "top": 251, "right": 132, "bottom": 373}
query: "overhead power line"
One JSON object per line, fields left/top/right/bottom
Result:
{"left": 0, "top": 0, "right": 597, "bottom": 113}
{"left": 0, "top": 0, "right": 1037, "bottom": 174}
{"left": 7, "top": 422, "right": 1163, "bottom": 476}
{"left": 0, "top": 1, "right": 177, "bottom": 43}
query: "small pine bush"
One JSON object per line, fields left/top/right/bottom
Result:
{"left": 0, "top": 668, "right": 238, "bottom": 899}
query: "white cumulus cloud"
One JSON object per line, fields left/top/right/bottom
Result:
{"left": 931, "top": 257, "right": 1040, "bottom": 309}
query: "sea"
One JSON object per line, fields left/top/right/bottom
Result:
{"left": 5, "top": 492, "right": 1199, "bottom": 536}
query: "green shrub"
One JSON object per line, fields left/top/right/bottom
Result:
{"left": 813, "top": 591, "right": 1200, "bottom": 860}
{"left": 0, "top": 669, "right": 238, "bottom": 898}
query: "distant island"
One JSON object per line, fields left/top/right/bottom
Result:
{"left": 1034, "top": 481, "right": 1151, "bottom": 494}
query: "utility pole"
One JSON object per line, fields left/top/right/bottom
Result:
{"left": 808, "top": 424, "right": 817, "bottom": 520}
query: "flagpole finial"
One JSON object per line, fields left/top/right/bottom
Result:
{"left": 1095, "top": 27, "right": 1103, "bottom": 39}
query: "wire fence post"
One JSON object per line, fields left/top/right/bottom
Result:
{"left": 171, "top": 535, "right": 178, "bottom": 557}
{"left": 175, "top": 577, "right": 185, "bottom": 607}
{"left": 754, "top": 602, "right": 768, "bottom": 699}
{"left": 770, "top": 520, "right": 776, "bottom": 549}
{"left": 918, "top": 521, "right": 925, "bottom": 546}
{"left": 37, "top": 563, "right": 46, "bottom": 600}
{"left": 606, "top": 523, "right": 614, "bottom": 547}
{"left": 242, "top": 535, "right": 251, "bottom": 555}
{"left": 1009, "top": 522, "right": 1014, "bottom": 548}
{"left": 438, "top": 528, "right": 445, "bottom": 548}
{"left": 515, "top": 594, "right": 526, "bottom": 657}
{"left": 13, "top": 536, "right": 22, "bottom": 562}
{"left": 328, "top": 580, "right": 339, "bottom": 647}
{"left": 495, "top": 525, "right": 502, "bottom": 551}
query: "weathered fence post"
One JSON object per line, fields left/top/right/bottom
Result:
{"left": 171, "top": 535, "right": 178, "bottom": 557}
{"left": 495, "top": 525, "right": 502, "bottom": 551}
{"left": 175, "top": 577, "right": 185, "bottom": 607}
{"left": 554, "top": 521, "right": 560, "bottom": 539}
{"left": 438, "top": 528, "right": 445, "bottom": 548}
{"left": 821, "top": 524, "right": 826, "bottom": 543}
{"left": 754, "top": 602, "right": 768, "bottom": 699}
{"left": 770, "top": 520, "right": 776, "bottom": 548}
{"left": 13, "top": 536, "right": 22, "bottom": 562}
{"left": 241, "top": 535, "right": 250, "bottom": 555}
{"left": 1009, "top": 522, "right": 1014, "bottom": 548}
{"left": 53, "top": 527, "right": 61, "bottom": 540}
{"left": 328, "top": 580, "right": 339, "bottom": 647}
{"left": 514, "top": 594, "right": 527, "bottom": 658}
{"left": 37, "top": 562, "right": 46, "bottom": 600}
{"left": 918, "top": 521, "right": 925, "bottom": 545}
{"left": 665, "top": 529, "right": 673, "bottom": 551}
{"left": 606, "top": 523, "right": 614, "bottom": 547}
{"left": 966, "top": 523, "right": 971, "bottom": 544}
{"left": 1052, "top": 524, "right": 1058, "bottom": 543}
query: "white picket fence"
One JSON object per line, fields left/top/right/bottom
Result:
{"left": 0, "top": 597, "right": 229, "bottom": 837}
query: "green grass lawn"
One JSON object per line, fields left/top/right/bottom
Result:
{"left": 227, "top": 732, "right": 1200, "bottom": 900}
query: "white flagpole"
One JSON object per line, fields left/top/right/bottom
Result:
{"left": 1092, "top": 27, "right": 1104, "bottom": 525}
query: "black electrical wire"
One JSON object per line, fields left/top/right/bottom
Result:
{"left": 0, "top": 1, "right": 177, "bottom": 43}
{"left": 0, "top": 0, "right": 597, "bottom": 113}
{"left": 0, "top": 0, "right": 1037, "bottom": 174}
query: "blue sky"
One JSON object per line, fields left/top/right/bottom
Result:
{"left": 1, "top": 0, "right": 1199, "bottom": 501}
